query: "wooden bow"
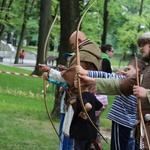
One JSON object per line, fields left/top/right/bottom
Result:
{"left": 135, "top": 53, "right": 150, "bottom": 149}
{"left": 76, "top": 0, "right": 108, "bottom": 145}
{"left": 43, "top": 9, "right": 62, "bottom": 142}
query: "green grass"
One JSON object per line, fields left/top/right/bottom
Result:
{"left": 0, "top": 64, "right": 31, "bottom": 73}
{"left": 23, "top": 46, "right": 37, "bottom": 53}
{"left": 100, "top": 96, "right": 114, "bottom": 129}
{"left": 0, "top": 64, "right": 59, "bottom": 150}
{"left": 0, "top": 63, "right": 117, "bottom": 149}
{"left": 100, "top": 96, "right": 114, "bottom": 150}
{"left": 22, "top": 46, "right": 59, "bottom": 56}
{"left": 0, "top": 94, "right": 59, "bottom": 150}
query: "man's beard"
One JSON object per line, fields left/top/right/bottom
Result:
{"left": 142, "top": 50, "right": 150, "bottom": 63}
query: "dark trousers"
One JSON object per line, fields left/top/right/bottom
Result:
{"left": 73, "top": 139, "right": 91, "bottom": 150}
{"left": 111, "top": 121, "right": 138, "bottom": 150}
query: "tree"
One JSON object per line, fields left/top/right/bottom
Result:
{"left": 101, "top": 0, "right": 109, "bottom": 45}
{"left": 0, "top": 0, "right": 14, "bottom": 40}
{"left": 32, "top": 0, "right": 52, "bottom": 75}
{"left": 14, "top": 0, "right": 35, "bottom": 64}
{"left": 100, "top": 0, "right": 149, "bottom": 54}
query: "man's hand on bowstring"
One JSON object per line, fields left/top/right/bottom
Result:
{"left": 78, "top": 74, "right": 96, "bottom": 86}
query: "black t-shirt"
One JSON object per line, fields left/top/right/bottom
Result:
{"left": 102, "top": 58, "right": 112, "bottom": 73}
{"left": 69, "top": 92, "right": 103, "bottom": 140}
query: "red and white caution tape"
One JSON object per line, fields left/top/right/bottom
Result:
{"left": 0, "top": 70, "right": 42, "bottom": 78}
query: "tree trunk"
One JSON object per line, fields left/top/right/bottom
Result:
{"left": 138, "top": 0, "right": 144, "bottom": 32}
{"left": 101, "top": 0, "right": 109, "bottom": 45}
{"left": 132, "top": 0, "right": 144, "bottom": 55}
{"left": 0, "top": 0, "right": 14, "bottom": 40}
{"left": 32, "top": 0, "right": 52, "bottom": 75}
{"left": 14, "top": 0, "right": 29, "bottom": 64}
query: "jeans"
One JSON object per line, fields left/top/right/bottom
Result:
{"left": 59, "top": 113, "right": 72, "bottom": 150}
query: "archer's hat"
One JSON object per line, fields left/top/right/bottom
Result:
{"left": 138, "top": 31, "right": 150, "bottom": 46}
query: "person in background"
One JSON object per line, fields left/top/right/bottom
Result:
{"left": 19, "top": 49, "right": 26, "bottom": 64}
{"left": 69, "top": 75, "right": 103, "bottom": 150}
{"left": 101, "top": 44, "right": 114, "bottom": 73}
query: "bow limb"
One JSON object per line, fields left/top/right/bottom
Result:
{"left": 135, "top": 54, "right": 150, "bottom": 149}
{"left": 76, "top": 0, "right": 108, "bottom": 144}
{"left": 43, "top": 13, "right": 58, "bottom": 63}
{"left": 43, "top": 79, "right": 62, "bottom": 142}
{"left": 42, "top": 9, "right": 62, "bottom": 142}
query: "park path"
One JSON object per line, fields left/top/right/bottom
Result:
{"left": 0, "top": 51, "right": 36, "bottom": 70}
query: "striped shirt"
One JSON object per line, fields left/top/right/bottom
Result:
{"left": 88, "top": 70, "right": 138, "bottom": 128}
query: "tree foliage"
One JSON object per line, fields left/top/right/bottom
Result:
{"left": 0, "top": 0, "right": 150, "bottom": 116}
{"left": 107, "top": 0, "right": 150, "bottom": 51}
{"left": 0, "top": 0, "right": 150, "bottom": 54}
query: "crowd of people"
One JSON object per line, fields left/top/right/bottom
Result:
{"left": 39, "top": 30, "right": 150, "bottom": 150}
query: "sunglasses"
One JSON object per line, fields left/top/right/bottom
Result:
{"left": 110, "top": 50, "right": 114, "bottom": 53}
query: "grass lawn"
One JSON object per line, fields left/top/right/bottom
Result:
{"left": 23, "top": 46, "right": 59, "bottom": 57}
{"left": 0, "top": 94, "right": 59, "bottom": 150}
{"left": 0, "top": 63, "right": 121, "bottom": 149}
{"left": 0, "top": 64, "right": 59, "bottom": 150}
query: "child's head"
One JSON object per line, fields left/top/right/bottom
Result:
{"left": 124, "top": 59, "right": 146, "bottom": 77}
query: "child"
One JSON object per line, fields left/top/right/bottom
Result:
{"left": 69, "top": 75, "right": 103, "bottom": 150}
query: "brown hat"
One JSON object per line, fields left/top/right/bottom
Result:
{"left": 138, "top": 31, "right": 150, "bottom": 46}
